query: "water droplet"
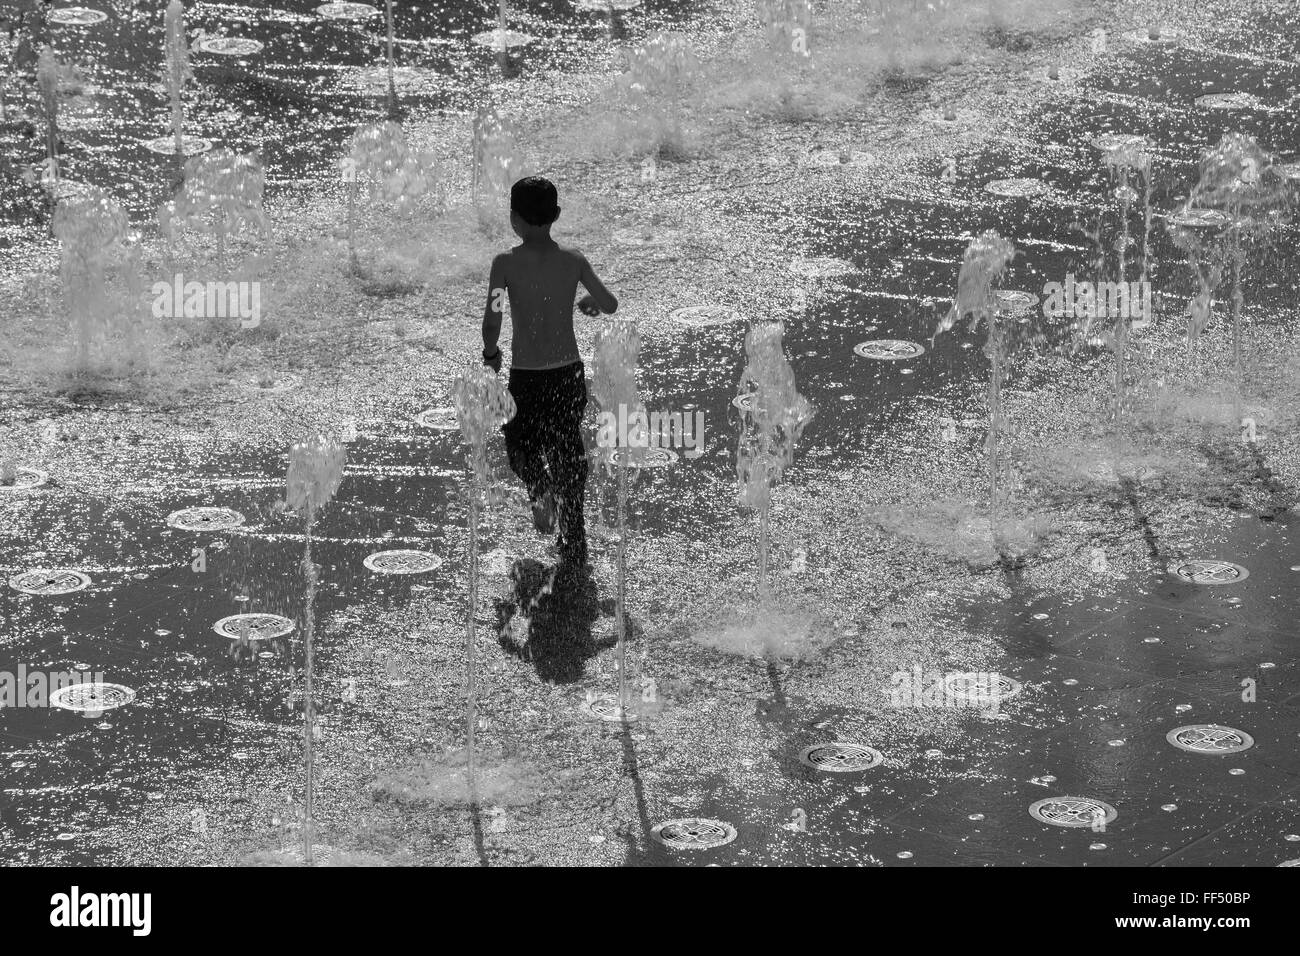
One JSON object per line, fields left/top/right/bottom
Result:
{"left": 1260, "top": 662, "right": 1275, "bottom": 669}
{"left": 1144, "top": 637, "right": 1160, "bottom": 643}
{"left": 1229, "top": 768, "right": 1245, "bottom": 775}
{"left": 1108, "top": 739, "right": 1125, "bottom": 747}
{"left": 968, "top": 813, "right": 985, "bottom": 821}
{"left": 1089, "top": 843, "right": 1107, "bottom": 851}
{"left": 1062, "top": 679, "right": 1078, "bottom": 686}
{"left": 1032, "top": 613, "right": 1049, "bottom": 620}
{"left": 897, "top": 850, "right": 913, "bottom": 859}
{"left": 1162, "top": 803, "right": 1178, "bottom": 812}
{"left": 154, "top": 629, "right": 171, "bottom": 636}
{"left": 95, "top": 722, "right": 112, "bottom": 730}
{"left": 1176, "top": 704, "right": 1192, "bottom": 712}
{"left": 924, "top": 749, "right": 943, "bottom": 758}
{"left": 1285, "top": 834, "right": 1300, "bottom": 842}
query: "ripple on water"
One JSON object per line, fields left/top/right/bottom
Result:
{"left": 1091, "top": 132, "right": 1151, "bottom": 153}
{"left": 572, "top": 0, "right": 642, "bottom": 11}
{"left": 0, "top": 467, "right": 49, "bottom": 491}
{"left": 196, "top": 38, "right": 265, "bottom": 57}
{"left": 1194, "top": 92, "right": 1271, "bottom": 111}
{"left": 49, "top": 8, "right": 109, "bottom": 26}
{"left": 471, "top": 29, "right": 536, "bottom": 51}
{"left": 1166, "top": 208, "right": 1232, "bottom": 230}
{"left": 315, "top": 2, "right": 381, "bottom": 19}
{"left": 669, "top": 305, "right": 742, "bottom": 327}
{"left": 142, "top": 135, "right": 213, "bottom": 157}
{"left": 853, "top": 340, "right": 925, "bottom": 361}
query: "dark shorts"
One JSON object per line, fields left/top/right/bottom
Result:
{"left": 501, "top": 362, "right": 589, "bottom": 565}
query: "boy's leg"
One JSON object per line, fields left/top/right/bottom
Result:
{"left": 503, "top": 373, "right": 549, "bottom": 503}
{"left": 548, "top": 365, "right": 589, "bottom": 567}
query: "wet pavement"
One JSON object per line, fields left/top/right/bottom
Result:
{"left": 2, "top": 0, "right": 1300, "bottom": 866}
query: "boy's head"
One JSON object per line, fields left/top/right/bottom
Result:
{"left": 510, "top": 176, "right": 561, "bottom": 236}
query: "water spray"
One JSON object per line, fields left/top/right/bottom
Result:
{"left": 935, "top": 231, "right": 1015, "bottom": 517}
{"left": 384, "top": 0, "right": 397, "bottom": 117}
{"left": 450, "top": 364, "right": 515, "bottom": 801}
{"left": 162, "top": 0, "right": 193, "bottom": 176}
{"left": 1100, "top": 140, "right": 1151, "bottom": 419}
{"left": 591, "top": 317, "right": 648, "bottom": 715}
{"left": 736, "top": 320, "right": 814, "bottom": 601}
{"left": 284, "top": 434, "right": 347, "bottom": 866}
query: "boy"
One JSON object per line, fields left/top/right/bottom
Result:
{"left": 482, "top": 176, "right": 619, "bottom": 577}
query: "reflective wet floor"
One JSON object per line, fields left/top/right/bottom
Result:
{"left": 2, "top": 0, "right": 1300, "bottom": 866}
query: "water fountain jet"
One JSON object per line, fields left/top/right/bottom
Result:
{"left": 284, "top": 434, "right": 347, "bottom": 867}
{"left": 736, "top": 320, "right": 814, "bottom": 601}
{"left": 161, "top": 0, "right": 193, "bottom": 174}
{"left": 934, "top": 231, "right": 1016, "bottom": 520}
{"left": 450, "top": 364, "right": 515, "bottom": 802}
{"left": 52, "top": 188, "right": 147, "bottom": 375}
{"left": 591, "top": 317, "right": 649, "bottom": 717}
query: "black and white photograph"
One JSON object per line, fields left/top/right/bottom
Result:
{"left": 0, "top": 0, "right": 1294, "bottom": 929}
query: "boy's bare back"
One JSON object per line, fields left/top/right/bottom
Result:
{"left": 487, "top": 240, "right": 616, "bottom": 371}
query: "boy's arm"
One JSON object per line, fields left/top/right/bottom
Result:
{"left": 576, "top": 252, "right": 618, "bottom": 315}
{"left": 482, "top": 253, "right": 507, "bottom": 357}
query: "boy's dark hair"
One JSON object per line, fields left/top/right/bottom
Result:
{"left": 511, "top": 176, "right": 560, "bottom": 226}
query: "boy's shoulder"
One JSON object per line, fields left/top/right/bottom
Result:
{"left": 556, "top": 244, "right": 590, "bottom": 265}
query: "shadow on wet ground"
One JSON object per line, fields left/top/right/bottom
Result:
{"left": 493, "top": 558, "right": 613, "bottom": 683}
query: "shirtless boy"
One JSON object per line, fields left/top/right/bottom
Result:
{"left": 481, "top": 176, "right": 619, "bottom": 576}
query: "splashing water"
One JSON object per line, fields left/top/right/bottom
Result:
{"left": 934, "top": 231, "right": 1016, "bottom": 514}
{"left": 471, "top": 105, "right": 525, "bottom": 219}
{"left": 159, "top": 148, "right": 268, "bottom": 270}
{"left": 736, "top": 320, "right": 814, "bottom": 599}
{"left": 1175, "top": 134, "right": 1294, "bottom": 404}
{"left": 590, "top": 317, "right": 647, "bottom": 714}
{"left": 451, "top": 363, "right": 515, "bottom": 488}
{"left": 284, "top": 434, "right": 347, "bottom": 867}
{"left": 345, "top": 121, "right": 440, "bottom": 269}
{"left": 52, "top": 189, "right": 147, "bottom": 373}
{"left": 1100, "top": 140, "right": 1152, "bottom": 418}
{"left": 451, "top": 364, "right": 515, "bottom": 800}
{"left": 618, "top": 32, "right": 699, "bottom": 156}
